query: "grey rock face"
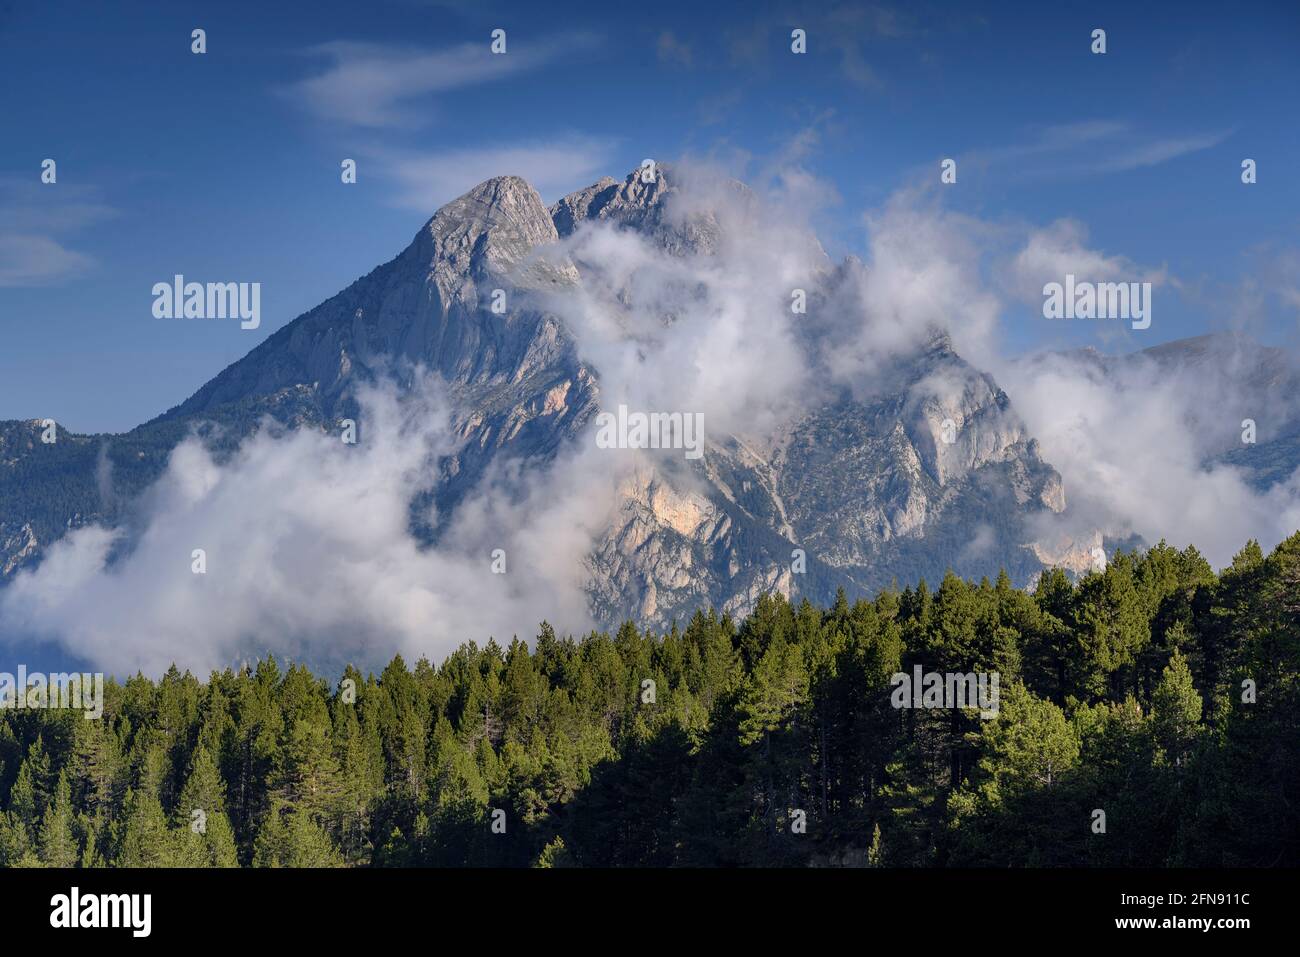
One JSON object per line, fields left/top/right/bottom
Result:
{"left": 1, "top": 522, "right": 38, "bottom": 576}
{"left": 161, "top": 176, "right": 584, "bottom": 419}
{"left": 551, "top": 169, "right": 1070, "bottom": 624}
{"left": 149, "top": 175, "right": 599, "bottom": 523}
{"left": 583, "top": 329, "right": 1069, "bottom": 628}
{"left": 552, "top": 164, "right": 762, "bottom": 258}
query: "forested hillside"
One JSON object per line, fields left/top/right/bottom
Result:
{"left": 2, "top": 534, "right": 1297, "bottom": 868}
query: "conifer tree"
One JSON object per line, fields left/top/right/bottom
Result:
{"left": 176, "top": 744, "right": 239, "bottom": 867}
{"left": 1151, "top": 650, "right": 1202, "bottom": 768}
{"left": 117, "top": 786, "right": 176, "bottom": 868}
{"left": 38, "top": 770, "right": 79, "bottom": 867}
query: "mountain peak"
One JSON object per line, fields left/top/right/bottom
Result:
{"left": 423, "top": 175, "right": 554, "bottom": 246}
{"left": 434, "top": 174, "right": 539, "bottom": 219}
{"left": 551, "top": 163, "right": 763, "bottom": 261}
{"left": 413, "top": 174, "right": 560, "bottom": 296}
{"left": 550, "top": 166, "right": 675, "bottom": 239}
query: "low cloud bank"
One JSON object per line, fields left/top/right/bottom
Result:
{"left": 0, "top": 376, "right": 613, "bottom": 675}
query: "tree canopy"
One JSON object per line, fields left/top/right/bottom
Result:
{"left": 2, "top": 534, "right": 1297, "bottom": 868}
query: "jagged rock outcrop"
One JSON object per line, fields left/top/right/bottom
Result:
{"left": 544, "top": 168, "right": 1074, "bottom": 623}
{"left": 1, "top": 522, "right": 38, "bottom": 576}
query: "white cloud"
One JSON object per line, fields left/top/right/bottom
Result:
{"left": 281, "top": 35, "right": 600, "bottom": 128}
{"left": 1008, "top": 218, "right": 1168, "bottom": 304}
{"left": 1088, "top": 130, "right": 1231, "bottom": 173}
{"left": 820, "top": 191, "right": 1005, "bottom": 383}
{"left": 0, "top": 234, "right": 95, "bottom": 287}
{"left": 961, "top": 121, "right": 1230, "bottom": 180}
{"left": 376, "top": 136, "right": 620, "bottom": 211}
{"left": 0, "top": 179, "right": 114, "bottom": 287}
{"left": 0, "top": 374, "right": 615, "bottom": 675}
{"left": 534, "top": 159, "right": 836, "bottom": 439}
{"left": 996, "top": 349, "right": 1300, "bottom": 566}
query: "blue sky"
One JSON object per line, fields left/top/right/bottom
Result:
{"left": 2, "top": 0, "right": 1297, "bottom": 433}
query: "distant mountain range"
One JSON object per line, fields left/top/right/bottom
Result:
{"left": 3, "top": 167, "right": 1298, "bottom": 631}
{"left": 1057, "top": 333, "right": 1300, "bottom": 491}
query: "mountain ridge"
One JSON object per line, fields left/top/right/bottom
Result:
{"left": 5, "top": 165, "right": 1289, "bottom": 634}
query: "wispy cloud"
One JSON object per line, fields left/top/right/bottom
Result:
{"left": 725, "top": 1, "right": 913, "bottom": 90}
{"left": 1087, "top": 130, "right": 1231, "bottom": 173}
{"left": 962, "top": 121, "right": 1230, "bottom": 179}
{"left": 280, "top": 34, "right": 601, "bottom": 128}
{"left": 1008, "top": 218, "right": 1168, "bottom": 303}
{"left": 696, "top": 88, "right": 743, "bottom": 126}
{"left": 372, "top": 136, "right": 620, "bottom": 212}
{"left": 0, "top": 234, "right": 94, "bottom": 288}
{"left": 965, "top": 121, "right": 1129, "bottom": 165}
{"left": 0, "top": 177, "right": 115, "bottom": 287}
{"left": 1175, "top": 243, "right": 1300, "bottom": 343}
{"left": 656, "top": 30, "right": 693, "bottom": 68}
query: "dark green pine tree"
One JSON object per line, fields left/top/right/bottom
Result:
{"left": 253, "top": 802, "right": 344, "bottom": 868}
{"left": 1151, "top": 650, "right": 1203, "bottom": 769}
{"left": 38, "top": 770, "right": 80, "bottom": 867}
{"left": 175, "top": 744, "right": 239, "bottom": 867}
{"left": 116, "top": 786, "right": 177, "bottom": 868}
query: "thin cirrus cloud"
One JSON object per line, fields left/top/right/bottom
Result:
{"left": 0, "top": 234, "right": 95, "bottom": 288}
{"left": 279, "top": 36, "right": 615, "bottom": 211}
{"left": 280, "top": 34, "right": 601, "bottom": 128}
{"left": 373, "top": 136, "right": 620, "bottom": 212}
{"left": 1085, "top": 129, "right": 1232, "bottom": 173}
{"left": 725, "top": 2, "right": 913, "bottom": 89}
{"left": 0, "top": 178, "right": 115, "bottom": 287}
{"left": 962, "top": 121, "right": 1231, "bottom": 178}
